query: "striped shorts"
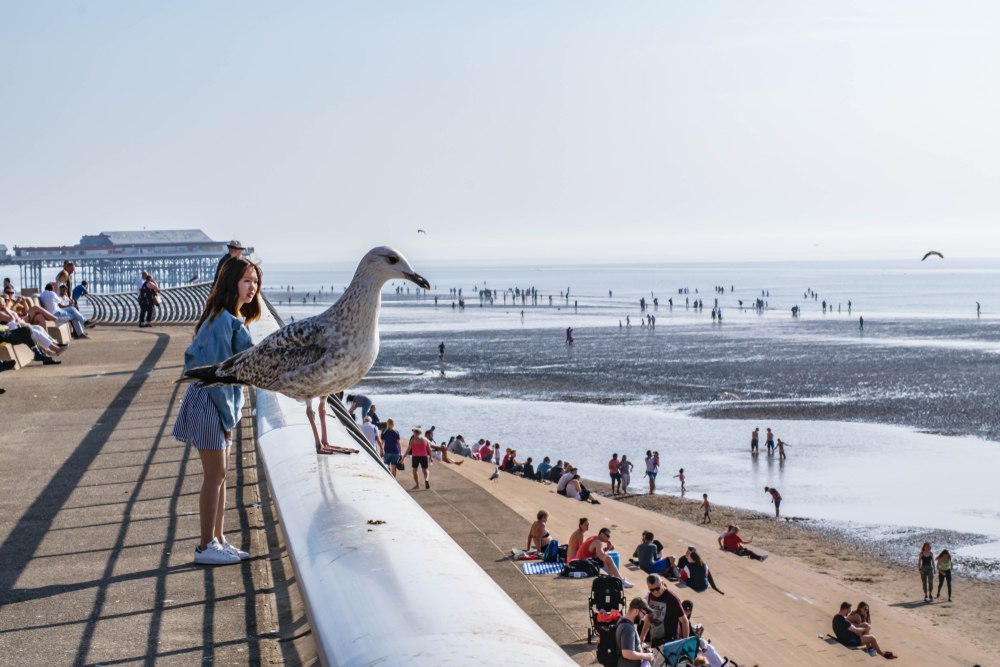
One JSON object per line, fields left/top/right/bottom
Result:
{"left": 172, "top": 384, "right": 229, "bottom": 451}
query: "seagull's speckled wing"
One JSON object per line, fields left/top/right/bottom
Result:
{"left": 217, "top": 316, "right": 338, "bottom": 392}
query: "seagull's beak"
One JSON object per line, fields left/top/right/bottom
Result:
{"left": 404, "top": 272, "right": 430, "bottom": 290}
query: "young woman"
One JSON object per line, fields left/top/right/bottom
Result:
{"left": 138, "top": 273, "right": 160, "bottom": 328}
{"left": 847, "top": 601, "right": 871, "bottom": 626}
{"left": 620, "top": 455, "right": 633, "bottom": 494}
{"left": 526, "top": 509, "right": 552, "bottom": 552}
{"left": 918, "top": 542, "right": 936, "bottom": 602}
{"left": 403, "top": 426, "right": 431, "bottom": 490}
{"left": 936, "top": 550, "right": 952, "bottom": 601}
{"left": 172, "top": 257, "right": 261, "bottom": 565}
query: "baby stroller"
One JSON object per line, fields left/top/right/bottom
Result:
{"left": 652, "top": 636, "right": 699, "bottom": 667}
{"left": 587, "top": 575, "right": 626, "bottom": 664}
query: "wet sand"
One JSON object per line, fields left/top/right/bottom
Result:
{"left": 585, "top": 478, "right": 1000, "bottom": 659}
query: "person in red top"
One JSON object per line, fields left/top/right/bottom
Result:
{"left": 402, "top": 427, "right": 432, "bottom": 490}
{"left": 719, "top": 526, "right": 767, "bottom": 562}
{"left": 765, "top": 486, "right": 782, "bottom": 518}
{"left": 575, "top": 527, "right": 634, "bottom": 588}
{"left": 609, "top": 454, "right": 622, "bottom": 494}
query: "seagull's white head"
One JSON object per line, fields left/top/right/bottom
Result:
{"left": 360, "top": 246, "right": 430, "bottom": 290}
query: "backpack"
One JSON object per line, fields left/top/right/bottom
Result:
{"left": 543, "top": 540, "right": 560, "bottom": 563}
{"left": 562, "top": 558, "right": 601, "bottom": 578}
{"left": 597, "top": 620, "right": 631, "bottom": 667}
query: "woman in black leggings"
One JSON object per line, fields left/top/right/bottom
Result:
{"left": 918, "top": 542, "right": 935, "bottom": 602}
{"left": 138, "top": 275, "right": 159, "bottom": 327}
{"left": 935, "top": 550, "right": 952, "bottom": 602}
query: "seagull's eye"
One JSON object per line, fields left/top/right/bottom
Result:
{"left": 387, "top": 256, "right": 399, "bottom": 265}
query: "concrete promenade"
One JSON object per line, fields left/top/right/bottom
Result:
{"left": 0, "top": 326, "right": 316, "bottom": 666}
{"left": 408, "top": 460, "right": 994, "bottom": 667}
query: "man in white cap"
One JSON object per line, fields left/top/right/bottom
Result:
{"left": 214, "top": 240, "right": 245, "bottom": 283}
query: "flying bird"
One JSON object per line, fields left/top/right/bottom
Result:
{"left": 417, "top": 229, "right": 427, "bottom": 234}
{"left": 708, "top": 392, "right": 742, "bottom": 405}
{"left": 490, "top": 467, "right": 500, "bottom": 483}
{"left": 177, "top": 246, "right": 430, "bottom": 454}
{"left": 922, "top": 251, "right": 944, "bottom": 261}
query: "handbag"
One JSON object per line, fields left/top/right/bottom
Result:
{"left": 153, "top": 293, "right": 162, "bottom": 306}
{"left": 396, "top": 457, "right": 405, "bottom": 471}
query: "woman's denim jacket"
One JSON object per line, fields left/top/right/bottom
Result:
{"left": 184, "top": 310, "right": 254, "bottom": 431}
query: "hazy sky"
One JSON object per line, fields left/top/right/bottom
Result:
{"left": 3, "top": 1, "right": 999, "bottom": 264}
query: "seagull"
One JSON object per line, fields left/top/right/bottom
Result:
{"left": 188, "top": 274, "right": 200, "bottom": 283}
{"left": 922, "top": 251, "right": 944, "bottom": 261}
{"left": 707, "top": 392, "right": 742, "bottom": 405}
{"left": 177, "top": 246, "right": 430, "bottom": 454}
{"left": 417, "top": 229, "right": 427, "bottom": 234}
{"left": 490, "top": 467, "right": 500, "bottom": 483}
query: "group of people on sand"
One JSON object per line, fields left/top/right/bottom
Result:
{"left": 608, "top": 450, "right": 665, "bottom": 495}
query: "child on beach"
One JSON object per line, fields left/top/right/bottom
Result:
{"left": 644, "top": 450, "right": 658, "bottom": 494}
{"left": 701, "top": 494, "right": 711, "bottom": 524}
{"left": 776, "top": 438, "right": 790, "bottom": 460}
{"left": 673, "top": 468, "right": 686, "bottom": 492}
{"left": 764, "top": 486, "right": 782, "bottom": 518}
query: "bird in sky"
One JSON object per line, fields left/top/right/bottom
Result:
{"left": 417, "top": 229, "right": 427, "bottom": 234}
{"left": 708, "top": 392, "right": 742, "bottom": 405}
{"left": 922, "top": 251, "right": 944, "bottom": 261}
{"left": 177, "top": 246, "right": 430, "bottom": 455}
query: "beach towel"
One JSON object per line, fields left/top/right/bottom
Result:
{"left": 522, "top": 562, "right": 564, "bottom": 575}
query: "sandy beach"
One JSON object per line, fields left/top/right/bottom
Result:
{"left": 585, "top": 478, "right": 1000, "bottom": 659}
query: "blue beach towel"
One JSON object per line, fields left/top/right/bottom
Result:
{"left": 522, "top": 562, "right": 564, "bottom": 575}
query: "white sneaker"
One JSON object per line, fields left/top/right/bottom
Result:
{"left": 221, "top": 538, "right": 250, "bottom": 560}
{"left": 760, "top": 555, "right": 769, "bottom": 562}
{"left": 194, "top": 539, "right": 241, "bottom": 565}
{"left": 868, "top": 648, "right": 878, "bottom": 657}
{"left": 621, "top": 578, "right": 635, "bottom": 589}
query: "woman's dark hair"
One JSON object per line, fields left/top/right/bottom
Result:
{"left": 690, "top": 550, "right": 704, "bottom": 566}
{"left": 195, "top": 257, "right": 262, "bottom": 333}
{"left": 854, "top": 601, "right": 870, "bottom": 623}
{"left": 938, "top": 549, "right": 950, "bottom": 558}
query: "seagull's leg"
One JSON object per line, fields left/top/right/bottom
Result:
{"left": 318, "top": 395, "right": 358, "bottom": 455}
{"left": 306, "top": 398, "right": 334, "bottom": 455}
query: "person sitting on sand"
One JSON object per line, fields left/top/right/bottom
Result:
{"left": 536, "top": 456, "right": 552, "bottom": 481}
{"left": 521, "top": 456, "right": 535, "bottom": 480}
{"left": 576, "top": 527, "right": 634, "bottom": 588}
{"left": 567, "top": 517, "right": 588, "bottom": 562}
{"left": 526, "top": 509, "right": 552, "bottom": 552}
{"left": 720, "top": 526, "right": 767, "bottom": 562}
{"left": 833, "top": 601, "right": 897, "bottom": 659}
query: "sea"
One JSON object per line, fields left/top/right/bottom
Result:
{"left": 265, "top": 259, "right": 1000, "bottom": 571}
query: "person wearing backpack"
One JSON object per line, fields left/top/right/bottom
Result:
{"left": 611, "top": 598, "right": 655, "bottom": 667}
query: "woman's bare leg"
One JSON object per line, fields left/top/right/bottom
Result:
{"left": 198, "top": 448, "right": 228, "bottom": 549}
{"left": 213, "top": 444, "right": 231, "bottom": 541}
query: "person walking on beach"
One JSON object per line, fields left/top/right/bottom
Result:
{"left": 918, "top": 542, "right": 936, "bottom": 602}
{"left": 566, "top": 327, "right": 574, "bottom": 344}
{"left": 438, "top": 341, "right": 445, "bottom": 360}
{"left": 620, "top": 455, "right": 634, "bottom": 494}
{"left": 860, "top": 315, "right": 864, "bottom": 330}
{"left": 381, "top": 418, "right": 402, "bottom": 478}
{"left": 403, "top": 427, "right": 432, "bottom": 490}
{"left": 765, "top": 428, "right": 775, "bottom": 455}
{"left": 644, "top": 450, "right": 658, "bottom": 494}
{"left": 764, "top": 486, "right": 782, "bottom": 518}
{"left": 751, "top": 427, "right": 759, "bottom": 454}
{"left": 609, "top": 453, "right": 622, "bottom": 494}
{"left": 172, "top": 256, "right": 260, "bottom": 565}
{"left": 673, "top": 468, "right": 686, "bottom": 492}
{"left": 701, "top": 493, "right": 711, "bottom": 524}
{"left": 936, "top": 549, "right": 952, "bottom": 601}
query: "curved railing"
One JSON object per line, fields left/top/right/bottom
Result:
{"left": 86, "top": 283, "right": 213, "bottom": 324}
{"left": 249, "top": 295, "right": 576, "bottom": 667}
